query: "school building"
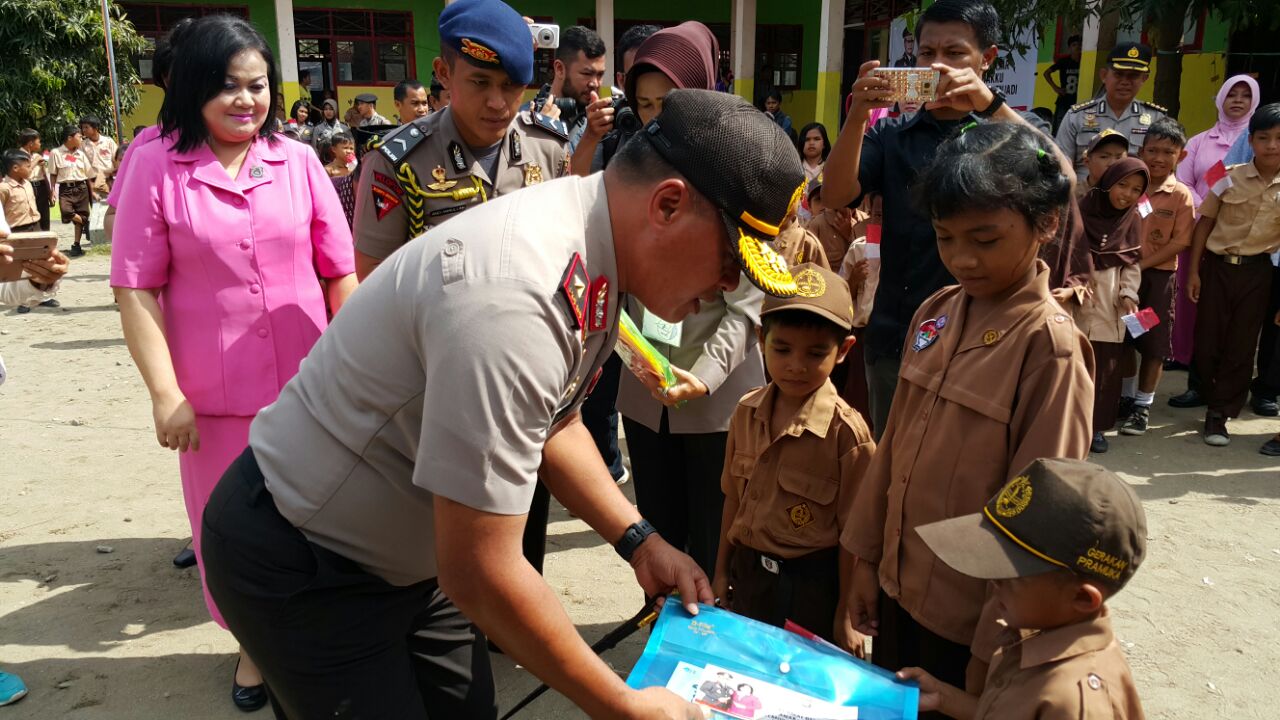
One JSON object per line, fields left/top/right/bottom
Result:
{"left": 118, "top": 0, "right": 1250, "bottom": 139}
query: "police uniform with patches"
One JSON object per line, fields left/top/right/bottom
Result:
{"left": 1055, "top": 43, "right": 1167, "bottom": 184}
{"left": 352, "top": 1, "right": 570, "bottom": 270}
{"left": 719, "top": 264, "right": 875, "bottom": 641}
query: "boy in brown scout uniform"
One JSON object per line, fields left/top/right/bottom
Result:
{"left": 711, "top": 263, "right": 875, "bottom": 642}
{"left": 839, "top": 123, "right": 1094, "bottom": 703}
{"left": 46, "top": 125, "right": 93, "bottom": 257}
{"left": 1, "top": 150, "right": 41, "bottom": 232}
{"left": 1186, "top": 103, "right": 1280, "bottom": 447}
{"left": 17, "top": 130, "right": 50, "bottom": 231}
{"left": 898, "top": 458, "right": 1147, "bottom": 719}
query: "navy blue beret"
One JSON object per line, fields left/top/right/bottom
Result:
{"left": 438, "top": 0, "right": 534, "bottom": 86}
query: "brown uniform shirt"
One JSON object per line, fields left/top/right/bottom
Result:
{"left": 772, "top": 219, "right": 830, "bottom": 269}
{"left": 1198, "top": 161, "right": 1280, "bottom": 257}
{"left": 47, "top": 145, "right": 91, "bottom": 184}
{"left": 722, "top": 380, "right": 875, "bottom": 559}
{"left": 0, "top": 177, "right": 40, "bottom": 228}
{"left": 806, "top": 209, "right": 854, "bottom": 268}
{"left": 1139, "top": 174, "right": 1195, "bottom": 271}
{"left": 82, "top": 134, "right": 118, "bottom": 190}
{"left": 841, "top": 260, "right": 1095, "bottom": 656}
{"left": 975, "top": 611, "right": 1146, "bottom": 720}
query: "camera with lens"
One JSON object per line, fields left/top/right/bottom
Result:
{"left": 610, "top": 96, "right": 643, "bottom": 135}
{"left": 529, "top": 23, "right": 559, "bottom": 50}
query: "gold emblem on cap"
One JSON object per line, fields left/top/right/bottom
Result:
{"left": 428, "top": 166, "right": 457, "bottom": 191}
{"left": 795, "top": 268, "right": 826, "bottom": 298}
{"left": 1127, "top": 46, "right": 1139, "bottom": 58}
{"left": 982, "top": 329, "right": 1000, "bottom": 345}
{"left": 460, "top": 38, "right": 499, "bottom": 64}
{"left": 995, "top": 474, "right": 1033, "bottom": 518}
{"left": 737, "top": 229, "right": 798, "bottom": 298}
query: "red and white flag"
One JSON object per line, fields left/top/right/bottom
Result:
{"left": 1137, "top": 194, "right": 1153, "bottom": 218}
{"left": 865, "top": 224, "right": 882, "bottom": 259}
{"left": 1204, "top": 160, "right": 1233, "bottom": 197}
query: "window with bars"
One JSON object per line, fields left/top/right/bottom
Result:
{"left": 119, "top": 3, "right": 249, "bottom": 82}
{"left": 294, "top": 9, "right": 414, "bottom": 87}
{"left": 756, "top": 25, "right": 803, "bottom": 90}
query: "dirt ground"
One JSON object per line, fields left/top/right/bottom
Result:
{"left": 1, "top": 236, "right": 1278, "bottom": 719}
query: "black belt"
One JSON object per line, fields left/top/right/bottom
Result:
{"left": 1212, "top": 252, "right": 1271, "bottom": 266}
{"left": 748, "top": 546, "right": 839, "bottom": 578}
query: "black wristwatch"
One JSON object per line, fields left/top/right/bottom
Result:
{"left": 977, "top": 90, "right": 1006, "bottom": 118}
{"left": 614, "top": 519, "right": 657, "bottom": 562}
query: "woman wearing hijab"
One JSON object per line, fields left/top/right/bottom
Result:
{"left": 1076, "top": 158, "right": 1150, "bottom": 453}
{"left": 1168, "top": 76, "right": 1260, "bottom": 386}
{"left": 310, "top": 98, "right": 349, "bottom": 162}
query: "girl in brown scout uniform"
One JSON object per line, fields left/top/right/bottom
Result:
{"left": 839, "top": 123, "right": 1095, "bottom": 707}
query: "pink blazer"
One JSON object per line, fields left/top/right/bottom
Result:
{"left": 111, "top": 134, "right": 355, "bottom": 417}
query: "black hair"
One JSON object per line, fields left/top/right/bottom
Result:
{"left": 132, "top": 125, "right": 147, "bottom": 138}
{"left": 557, "top": 25, "right": 606, "bottom": 65}
{"left": 1067, "top": 34, "right": 1083, "bottom": 46}
{"left": 902, "top": 28, "right": 913, "bottom": 38}
{"left": 289, "top": 99, "right": 310, "bottom": 123}
{"left": 153, "top": 17, "right": 194, "bottom": 92}
{"left": 394, "top": 79, "right": 425, "bottom": 102}
{"left": 79, "top": 115, "right": 102, "bottom": 130}
{"left": 610, "top": 134, "right": 681, "bottom": 185}
{"left": 430, "top": 78, "right": 445, "bottom": 99}
{"left": 328, "top": 130, "right": 355, "bottom": 146}
{"left": 1030, "top": 106, "right": 1054, "bottom": 125}
{"left": 914, "top": 122, "right": 1071, "bottom": 232}
{"left": 737, "top": 684, "right": 754, "bottom": 694}
{"left": 761, "top": 309, "right": 848, "bottom": 346}
{"left": 616, "top": 24, "right": 661, "bottom": 78}
{"left": 17, "top": 128, "right": 40, "bottom": 148}
{"left": 160, "top": 14, "right": 279, "bottom": 154}
{"left": 1144, "top": 117, "right": 1187, "bottom": 148}
{"left": 2, "top": 149, "right": 31, "bottom": 176}
{"left": 1250, "top": 102, "right": 1280, "bottom": 135}
{"left": 61, "top": 125, "right": 81, "bottom": 144}
{"left": 765, "top": 89, "right": 783, "bottom": 104}
{"left": 796, "top": 122, "right": 830, "bottom": 161}
{"left": 916, "top": 0, "right": 1000, "bottom": 50}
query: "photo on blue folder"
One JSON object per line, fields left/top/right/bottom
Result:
{"left": 627, "top": 602, "right": 920, "bottom": 720}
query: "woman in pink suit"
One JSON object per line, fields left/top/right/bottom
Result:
{"left": 1168, "top": 76, "right": 1259, "bottom": 388}
{"left": 112, "top": 16, "right": 356, "bottom": 712}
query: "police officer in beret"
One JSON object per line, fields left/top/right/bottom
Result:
{"left": 201, "top": 88, "right": 807, "bottom": 720}
{"left": 353, "top": 0, "right": 571, "bottom": 281}
{"left": 1055, "top": 42, "right": 1168, "bottom": 184}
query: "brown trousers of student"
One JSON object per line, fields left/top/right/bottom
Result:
{"left": 1091, "top": 341, "right": 1126, "bottom": 433}
{"left": 1193, "top": 254, "right": 1275, "bottom": 417}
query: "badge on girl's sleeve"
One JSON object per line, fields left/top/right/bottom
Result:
{"left": 912, "top": 317, "right": 943, "bottom": 352}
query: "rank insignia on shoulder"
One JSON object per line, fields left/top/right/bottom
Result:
{"left": 913, "top": 317, "right": 943, "bottom": 352}
{"left": 377, "top": 123, "right": 426, "bottom": 164}
{"left": 588, "top": 275, "right": 609, "bottom": 332}
{"left": 428, "top": 166, "right": 457, "bottom": 191}
{"left": 558, "top": 253, "right": 589, "bottom": 333}
{"left": 521, "top": 110, "right": 569, "bottom": 141}
{"left": 524, "top": 163, "right": 544, "bottom": 187}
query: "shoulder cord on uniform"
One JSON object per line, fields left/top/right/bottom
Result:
{"left": 394, "top": 163, "right": 488, "bottom": 238}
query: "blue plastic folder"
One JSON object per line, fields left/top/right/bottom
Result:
{"left": 627, "top": 603, "right": 919, "bottom": 720}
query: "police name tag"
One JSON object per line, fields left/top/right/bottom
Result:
{"left": 641, "top": 311, "right": 682, "bottom": 347}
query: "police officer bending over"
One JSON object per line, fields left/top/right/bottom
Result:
{"left": 353, "top": 0, "right": 570, "bottom": 281}
{"left": 201, "top": 86, "right": 807, "bottom": 720}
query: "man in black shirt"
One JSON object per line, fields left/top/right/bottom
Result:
{"left": 1043, "top": 35, "right": 1082, "bottom": 133}
{"left": 821, "top": 0, "right": 1070, "bottom": 439}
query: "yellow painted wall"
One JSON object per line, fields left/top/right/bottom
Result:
{"left": 814, "top": 71, "right": 842, "bottom": 133}
{"left": 122, "top": 85, "right": 165, "bottom": 138}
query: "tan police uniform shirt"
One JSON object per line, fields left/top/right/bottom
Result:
{"left": 722, "top": 380, "right": 875, "bottom": 559}
{"left": 975, "top": 611, "right": 1146, "bottom": 720}
{"left": 82, "top": 134, "right": 118, "bottom": 190}
{"left": 772, "top": 219, "right": 830, "bottom": 269}
{"left": 1056, "top": 99, "right": 1168, "bottom": 184}
{"left": 0, "top": 177, "right": 40, "bottom": 228}
{"left": 47, "top": 145, "right": 91, "bottom": 184}
{"left": 1197, "top": 161, "right": 1280, "bottom": 257}
{"left": 354, "top": 106, "right": 569, "bottom": 260}
{"left": 841, "top": 260, "right": 1095, "bottom": 658}
{"left": 1140, "top": 175, "right": 1195, "bottom": 271}
{"left": 806, "top": 209, "right": 853, "bottom": 269}
{"left": 250, "top": 175, "right": 620, "bottom": 586}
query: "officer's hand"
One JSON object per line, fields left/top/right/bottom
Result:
{"left": 848, "top": 560, "right": 880, "bottom": 636}
{"left": 582, "top": 92, "right": 615, "bottom": 141}
{"left": 630, "top": 534, "right": 714, "bottom": 615}
{"left": 849, "top": 61, "right": 893, "bottom": 122}
{"left": 931, "top": 64, "right": 995, "bottom": 114}
{"left": 652, "top": 366, "right": 709, "bottom": 407}
{"left": 1186, "top": 273, "right": 1201, "bottom": 304}
{"left": 626, "top": 687, "right": 709, "bottom": 720}
{"left": 896, "top": 668, "right": 945, "bottom": 712}
{"left": 539, "top": 92, "right": 562, "bottom": 121}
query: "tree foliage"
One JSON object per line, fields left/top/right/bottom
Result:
{"left": 0, "top": 0, "right": 146, "bottom": 147}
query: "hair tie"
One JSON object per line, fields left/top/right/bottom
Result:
{"left": 1037, "top": 148, "right": 1048, "bottom": 159}
{"left": 959, "top": 121, "right": 979, "bottom": 135}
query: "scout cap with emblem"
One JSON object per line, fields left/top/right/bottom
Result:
{"left": 1107, "top": 42, "right": 1152, "bottom": 73}
{"left": 640, "top": 89, "right": 806, "bottom": 298}
{"left": 438, "top": 0, "right": 534, "bottom": 86}
{"left": 760, "top": 263, "right": 854, "bottom": 331}
{"left": 916, "top": 458, "right": 1147, "bottom": 592}
{"left": 1086, "top": 128, "right": 1129, "bottom": 156}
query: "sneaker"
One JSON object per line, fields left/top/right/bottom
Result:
{"left": 1090, "top": 431, "right": 1109, "bottom": 454}
{"left": 1251, "top": 395, "right": 1279, "bottom": 417}
{"left": 1119, "top": 405, "right": 1149, "bottom": 436}
{"left": 67, "top": 244, "right": 85, "bottom": 258}
{"left": 1261, "top": 437, "right": 1280, "bottom": 457}
{"left": 15, "top": 305, "right": 30, "bottom": 314}
{"left": 1203, "top": 413, "right": 1230, "bottom": 447}
{"left": 1168, "top": 388, "right": 1205, "bottom": 408}
{"left": 39, "top": 298, "right": 60, "bottom": 308}
{"left": 0, "top": 671, "right": 28, "bottom": 706}
{"left": 614, "top": 466, "right": 631, "bottom": 486}
{"left": 1117, "top": 397, "right": 1136, "bottom": 426}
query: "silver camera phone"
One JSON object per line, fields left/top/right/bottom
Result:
{"left": 530, "top": 23, "right": 559, "bottom": 50}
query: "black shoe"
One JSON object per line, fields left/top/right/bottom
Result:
{"left": 172, "top": 547, "right": 197, "bottom": 569}
{"left": 38, "top": 299, "right": 60, "bottom": 308}
{"left": 1251, "top": 395, "right": 1279, "bottom": 417}
{"left": 1168, "top": 389, "right": 1205, "bottom": 408}
{"left": 15, "top": 305, "right": 30, "bottom": 314}
{"left": 1090, "top": 432, "right": 1109, "bottom": 454}
{"left": 1163, "top": 360, "right": 1190, "bottom": 372}
{"left": 1119, "top": 405, "right": 1150, "bottom": 436}
{"left": 1117, "top": 397, "right": 1136, "bottom": 425}
{"left": 67, "top": 244, "right": 85, "bottom": 258}
{"left": 232, "top": 659, "right": 268, "bottom": 713}
{"left": 1261, "top": 438, "right": 1280, "bottom": 457}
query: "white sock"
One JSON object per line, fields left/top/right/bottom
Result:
{"left": 1135, "top": 391, "right": 1155, "bottom": 407}
{"left": 1122, "top": 376, "right": 1138, "bottom": 399}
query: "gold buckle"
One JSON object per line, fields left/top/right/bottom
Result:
{"left": 1221, "top": 254, "right": 1244, "bottom": 266}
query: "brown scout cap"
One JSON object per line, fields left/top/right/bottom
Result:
{"left": 760, "top": 263, "right": 854, "bottom": 331}
{"left": 916, "top": 458, "right": 1147, "bottom": 591}
{"left": 1086, "top": 128, "right": 1129, "bottom": 156}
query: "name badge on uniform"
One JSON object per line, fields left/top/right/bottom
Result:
{"left": 642, "top": 310, "right": 682, "bottom": 346}
{"left": 912, "top": 314, "right": 946, "bottom": 352}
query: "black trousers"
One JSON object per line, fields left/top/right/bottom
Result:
{"left": 872, "top": 592, "right": 971, "bottom": 720}
{"left": 1193, "top": 254, "right": 1274, "bottom": 417}
{"left": 728, "top": 545, "right": 839, "bottom": 641}
{"left": 581, "top": 354, "right": 626, "bottom": 481}
{"left": 31, "top": 179, "right": 50, "bottom": 231}
{"left": 1252, "top": 264, "right": 1280, "bottom": 401}
{"left": 202, "top": 449, "right": 497, "bottom": 720}
{"left": 621, "top": 412, "right": 727, "bottom": 577}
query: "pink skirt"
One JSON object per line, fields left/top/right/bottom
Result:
{"left": 179, "top": 414, "right": 253, "bottom": 629}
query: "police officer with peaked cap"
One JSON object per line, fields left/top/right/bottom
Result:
{"left": 353, "top": 0, "right": 572, "bottom": 281}
{"left": 1055, "top": 41, "right": 1168, "bottom": 184}
{"left": 200, "top": 89, "right": 807, "bottom": 719}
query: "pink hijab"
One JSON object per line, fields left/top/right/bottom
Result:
{"left": 1211, "top": 74, "right": 1260, "bottom": 145}
{"left": 1178, "top": 75, "right": 1260, "bottom": 203}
